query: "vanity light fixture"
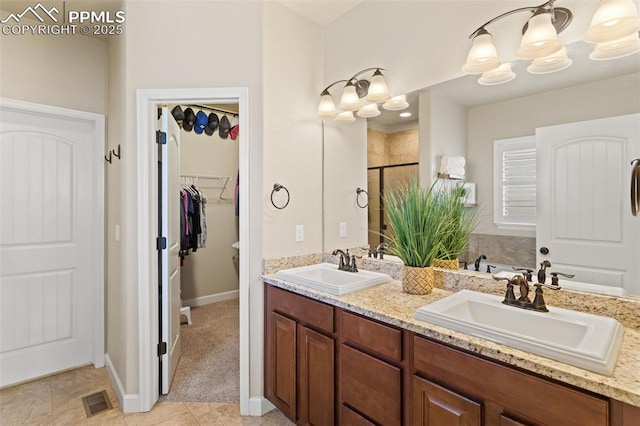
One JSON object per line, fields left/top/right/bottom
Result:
{"left": 462, "top": 0, "right": 640, "bottom": 85}
{"left": 317, "top": 67, "right": 406, "bottom": 122}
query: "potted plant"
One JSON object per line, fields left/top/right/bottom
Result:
{"left": 431, "top": 184, "right": 477, "bottom": 270}
{"left": 384, "top": 179, "right": 445, "bottom": 295}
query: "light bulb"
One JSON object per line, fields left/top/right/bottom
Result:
{"left": 317, "top": 94, "right": 337, "bottom": 118}
{"left": 462, "top": 30, "right": 501, "bottom": 74}
{"left": 339, "top": 84, "right": 361, "bottom": 111}
{"left": 516, "top": 11, "right": 563, "bottom": 59}
{"left": 584, "top": 0, "right": 640, "bottom": 43}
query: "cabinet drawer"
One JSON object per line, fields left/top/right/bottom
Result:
{"left": 340, "top": 344, "right": 401, "bottom": 426}
{"left": 340, "top": 310, "right": 402, "bottom": 362}
{"left": 414, "top": 336, "right": 609, "bottom": 426}
{"left": 341, "top": 405, "right": 375, "bottom": 426}
{"left": 267, "top": 285, "right": 333, "bottom": 333}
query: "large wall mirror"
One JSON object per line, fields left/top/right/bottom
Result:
{"left": 323, "top": 40, "right": 640, "bottom": 296}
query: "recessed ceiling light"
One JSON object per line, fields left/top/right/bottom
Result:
{"left": 399, "top": 112, "right": 412, "bottom": 118}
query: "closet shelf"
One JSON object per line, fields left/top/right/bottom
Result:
{"left": 181, "top": 174, "right": 232, "bottom": 200}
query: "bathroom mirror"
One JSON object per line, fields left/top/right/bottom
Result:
{"left": 323, "top": 40, "right": 640, "bottom": 296}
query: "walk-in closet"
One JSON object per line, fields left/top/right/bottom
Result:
{"left": 160, "top": 103, "right": 240, "bottom": 403}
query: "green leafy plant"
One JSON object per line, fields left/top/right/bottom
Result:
{"left": 432, "top": 185, "right": 478, "bottom": 261}
{"left": 384, "top": 179, "right": 477, "bottom": 266}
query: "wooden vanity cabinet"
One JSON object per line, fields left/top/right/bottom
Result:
{"left": 265, "top": 285, "right": 335, "bottom": 425}
{"left": 413, "top": 336, "right": 610, "bottom": 426}
{"left": 338, "top": 309, "right": 406, "bottom": 426}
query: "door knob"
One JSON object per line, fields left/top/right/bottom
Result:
{"left": 539, "top": 247, "right": 549, "bottom": 255}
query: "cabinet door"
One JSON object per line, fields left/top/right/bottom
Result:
{"left": 500, "top": 414, "right": 530, "bottom": 426}
{"left": 266, "top": 312, "right": 297, "bottom": 420}
{"left": 413, "top": 376, "right": 481, "bottom": 426}
{"left": 297, "top": 325, "right": 334, "bottom": 426}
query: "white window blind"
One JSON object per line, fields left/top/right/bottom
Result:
{"left": 494, "top": 136, "right": 536, "bottom": 228}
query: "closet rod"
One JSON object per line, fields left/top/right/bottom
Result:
{"left": 187, "top": 104, "right": 239, "bottom": 117}
{"left": 181, "top": 174, "right": 231, "bottom": 180}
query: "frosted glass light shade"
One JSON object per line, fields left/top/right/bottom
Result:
{"left": 317, "top": 94, "right": 337, "bottom": 117}
{"left": 462, "top": 32, "right": 501, "bottom": 74}
{"left": 357, "top": 103, "right": 381, "bottom": 118}
{"left": 528, "top": 46, "right": 573, "bottom": 74}
{"left": 366, "top": 73, "right": 391, "bottom": 102}
{"left": 590, "top": 32, "right": 640, "bottom": 59}
{"left": 516, "top": 12, "right": 563, "bottom": 59}
{"left": 584, "top": 0, "right": 640, "bottom": 43}
{"left": 478, "top": 63, "right": 516, "bottom": 85}
{"left": 335, "top": 111, "right": 356, "bottom": 123}
{"left": 382, "top": 95, "right": 409, "bottom": 111}
{"left": 339, "top": 84, "right": 361, "bottom": 111}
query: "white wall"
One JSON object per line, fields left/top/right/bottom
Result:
{"left": 117, "top": 0, "right": 265, "bottom": 402}
{"left": 179, "top": 116, "right": 240, "bottom": 300}
{"left": 263, "top": 2, "right": 324, "bottom": 258}
{"left": 0, "top": 12, "right": 108, "bottom": 114}
{"left": 468, "top": 72, "right": 640, "bottom": 237}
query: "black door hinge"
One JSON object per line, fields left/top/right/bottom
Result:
{"left": 156, "top": 237, "right": 167, "bottom": 250}
{"left": 158, "top": 342, "right": 167, "bottom": 356}
{"left": 156, "top": 130, "right": 166, "bottom": 145}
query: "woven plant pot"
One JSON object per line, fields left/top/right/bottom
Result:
{"left": 432, "top": 258, "right": 460, "bottom": 270}
{"left": 402, "top": 265, "right": 434, "bottom": 295}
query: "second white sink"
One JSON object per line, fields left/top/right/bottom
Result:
{"left": 414, "top": 290, "right": 623, "bottom": 375}
{"left": 274, "top": 263, "right": 392, "bottom": 295}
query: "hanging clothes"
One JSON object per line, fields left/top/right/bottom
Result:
{"left": 179, "top": 183, "right": 208, "bottom": 264}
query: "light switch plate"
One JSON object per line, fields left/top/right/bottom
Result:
{"left": 115, "top": 224, "right": 120, "bottom": 242}
{"left": 339, "top": 222, "right": 347, "bottom": 238}
{"left": 295, "top": 225, "right": 304, "bottom": 242}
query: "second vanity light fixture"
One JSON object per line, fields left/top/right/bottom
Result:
{"left": 463, "top": 0, "right": 640, "bottom": 85}
{"left": 317, "top": 67, "right": 408, "bottom": 122}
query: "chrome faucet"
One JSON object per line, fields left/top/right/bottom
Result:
{"left": 493, "top": 272, "right": 561, "bottom": 313}
{"left": 332, "top": 249, "right": 359, "bottom": 272}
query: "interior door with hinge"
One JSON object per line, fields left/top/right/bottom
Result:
{"left": 536, "top": 113, "right": 640, "bottom": 295}
{"left": 158, "top": 106, "right": 182, "bottom": 394}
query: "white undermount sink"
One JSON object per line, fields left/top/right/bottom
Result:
{"left": 414, "top": 290, "right": 623, "bottom": 375}
{"left": 274, "top": 263, "right": 392, "bottom": 295}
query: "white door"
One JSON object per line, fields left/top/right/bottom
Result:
{"left": 0, "top": 101, "right": 104, "bottom": 386}
{"left": 159, "top": 107, "right": 181, "bottom": 394}
{"left": 537, "top": 114, "right": 640, "bottom": 295}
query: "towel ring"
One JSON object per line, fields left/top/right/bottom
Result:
{"left": 271, "top": 183, "right": 290, "bottom": 210}
{"left": 356, "top": 187, "right": 369, "bottom": 208}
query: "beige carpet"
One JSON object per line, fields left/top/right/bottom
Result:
{"left": 160, "top": 298, "right": 240, "bottom": 403}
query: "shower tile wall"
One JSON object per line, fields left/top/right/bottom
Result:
{"left": 465, "top": 233, "right": 536, "bottom": 268}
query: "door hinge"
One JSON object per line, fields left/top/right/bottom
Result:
{"left": 158, "top": 342, "right": 167, "bottom": 356}
{"left": 156, "top": 130, "right": 167, "bottom": 145}
{"left": 156, "top": 237, "right": 167, "bottom": 250}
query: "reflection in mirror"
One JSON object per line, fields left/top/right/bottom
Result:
{"left": 358, "top": 41, "right": 640, "bottom": 296}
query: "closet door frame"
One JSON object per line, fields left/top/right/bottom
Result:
{"left": 135, "top": 88, "right": 253, "bottom": 414}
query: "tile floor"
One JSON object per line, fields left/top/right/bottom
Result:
{"left": 0, "top": 366, "right": 293, "bottom": 425}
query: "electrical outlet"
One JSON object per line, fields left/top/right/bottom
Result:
{"left": 295, "top": 225, "right": 304, "bottom": 242}
{"left": 339, "top": 222, "right": 347, "bottom": 238}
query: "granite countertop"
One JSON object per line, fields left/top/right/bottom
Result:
{"left": 262, "top": 270, "right": 640, "bottom": 408}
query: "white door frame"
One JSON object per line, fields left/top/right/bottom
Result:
{"left": 136, "top": 88, "right": 251, "bottom": 413}
{"left": 0, "top": 97, "right": 105, "bottom": 371}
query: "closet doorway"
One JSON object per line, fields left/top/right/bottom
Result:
{"left": 160, "top": 103, "right": 241, "bottom": 402}
{"left": 136, "top": 88, "right": 253, "bottom": 415}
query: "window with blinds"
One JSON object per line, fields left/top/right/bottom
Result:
{"left": 493, "top": 136, "right": 536, "bottom": 228}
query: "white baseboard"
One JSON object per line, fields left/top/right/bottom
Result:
{"left": 183, "top": 289, "right": 239, "bottom": 307}
{"left": 105, "top": 353, "right": 140, "bottom": 413}
{"left": 249, "top": 396, "right": 275, "bottom": 416}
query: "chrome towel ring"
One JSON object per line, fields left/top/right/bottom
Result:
{"left": 356, "top": 187, "right": 369, "bottom": 208}
{"left": 271, "top": 183, "right": 290, "bottom": 210}
{"left": 632, "top": 159, "right": 640, "bottom": 217}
